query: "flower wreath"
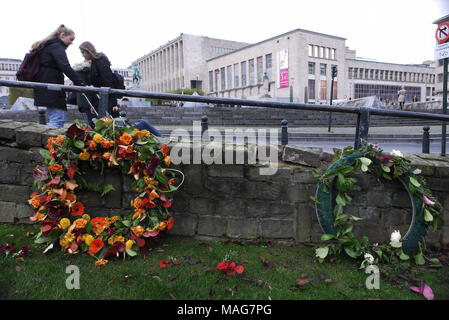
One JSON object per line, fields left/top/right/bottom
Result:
{"left": 313, "top": 143, "right": 444, "bottom": 268}
{"left": 28, "top": 117, "right": 184, "bottom": 266}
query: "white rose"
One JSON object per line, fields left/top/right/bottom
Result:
{"left": 364, "top": 253, "right": 374, "bottom": 264}
{"left": 391, "top": 149, "right": 403, "bottom": 157}
{"left": 390, "top": 230, "right": 401, "bottom": 243}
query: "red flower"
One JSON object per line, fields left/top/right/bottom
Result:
{"left": 89, "top": 237, "right": 104, "bottom": 255}
{"left": 161, "top": 144, "right": 169, "bottom": 157}
{"left": 217, "top": 260, "right": 245, "bottom": 275}
{"left": 67, "top": 164, "right": 77, "bottom": 179}
{"left": 70, "top": 202, "right": 85, "bottom": 216}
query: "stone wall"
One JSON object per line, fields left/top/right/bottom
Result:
{"left": 0, "top": 120, "right": 448, "bottom": 244}
{"left": 0, "top": 106, "right": 445, "bottom": 128}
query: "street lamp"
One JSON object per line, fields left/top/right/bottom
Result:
{"left": 327, "top": 66, "right": 338, "bottom": 132}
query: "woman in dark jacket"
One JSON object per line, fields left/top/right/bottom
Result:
{"left": 78, "top": 41, "right": 119, "bottom": 126}
{"left": 32, "top": 25, "right": 85, "bottom": 128}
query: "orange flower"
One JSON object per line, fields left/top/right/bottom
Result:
{"left": 132, "top": 225, "right": 144, "bottom": 237}
{"left": 56, "top": 135, "right": 65, "bottom": 146}
{"left": 47, "top": 137, "right": 56, "bottom": 151}
{"left": 133, "top": 129, "right": 151, "bottom": 140}
{"left": 74, "top": 218, "right": 87, "bottom": 229}
{"left": 119, "top": 132, "right": 133, "bottom": 145}
{"left": 161, "top": 144, "right": 169, "bottom": 157}
{"left": 166, "top": 217, "right": 174, "bottom": 231}
{"left": 87, "top": 140, "right": 97, "bottom": 151}
{"left": 101, "top": 139, "right": 115, "bottom": 149}
{"left": 65, "top": 180, "right": 78, "bottom": 191}
{"left": 149, "top": 189, "right": 159, "bottom": 201}
{"left": 79, "top": 151, "right": 90, "bottom": 161}
{"left": 132, "top": 208, "right": 146, "bottom": 220}
{"left": 29, "top": 196, "right": 41, "bottom": 208}
{"left": 95, "top": 259, "right": 109, "bottom": 266}
{"left": 66, "top": 192, "right": 77, "bottom": 202}
{"left": 48, "top": 163, "right": 63, "bottom": 174}
{"left": 89, "top": 237, "right": 104, "bottom": 255}
{"left": 102, "top": 152, "right": 111, "bottom": 160}
{"left": 158, "top": 221, "right": 167, "bottom": 231}
{"left": 100, "top": 117, "right": 113, "bottom": 123}
{"left": 133, "top": 197, "right": 143, "bottom": 209}
{"left": 164, "top": 156, "right": 171, "bottom": 167}
{"left": 71, "top": 202, "right": 85, "bottom": 216}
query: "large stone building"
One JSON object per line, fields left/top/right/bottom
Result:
{"left": 133, "top": 28, "right": 437, "bottom": 105}
{"left": 133, "top": 34, "right": 249, "bottom": 93}
{"left": 0, "top": 58, "right": 21, "bottom": 100}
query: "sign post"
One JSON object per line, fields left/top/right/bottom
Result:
{"left": 436, "top": 22, "right": 449, "bottom": 156}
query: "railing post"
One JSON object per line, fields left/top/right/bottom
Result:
{"left": 201, "top": 115, "right": 208, "bottom": 135}
{"left": 98, "top": 87, "right": 110, "bottom": 118}
{"left": 38, "top": 107, "right": 46, "bottom": 125}
{"left": 354, "top": 107, "right": 371, "bottom": 149}
{"left": 281, "top": 119, "right": 288, "bottom": 145}
{"left": 422, "top": 126, "right": 430, "bottom": 154}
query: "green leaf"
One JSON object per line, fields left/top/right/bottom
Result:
{"left": 39, "top": 149, "right": 51, "bottom": 161}
{"left": 336, "top": 194, "right": 347, "bottom": 206}
{"left": 424, "top": 209, "right": 434, "bottom": 222}
{"left": 381, "top": 164, "right": 390, "bottom": 173}
{"left": 320, "top": 234, "right": 335, "bottom": 241}
{"left": 344, "top": 247, "right": 359, "bottom": 258}
{"left": 315, "top": 246, "right": 329, "bottom": 259}
{"left": 74, "top": 141, "right": 85, "bottom": 149}
{"left": 390, "top": 241, "right": 402, "bottom": 248}
{"left": 399, "top": 251, "right": 410, "bottom": 260}
{"left": 359, "top": 157, "right": 372, "bottom": 166}
{"left": 374, "top": 250, "right": 383, "bottom": 258}
{"left": 429, "top": 258, "right": 441, "bottom": 265}
{"left": 409, "top": 176, "right": 421, "bottom": 187}
{"left": 361, "top": 164, "right": 368, "bottom": 172}
{"left": 415, "top": 253, "right": 425, "bottom": 265}
{"left": 125, "top": 248, "right": 137, "bottom": 257}
{"left": 122, "top": 220, "right": 131, "bottom": 227}
{"left": 35, "top": 236, "right": 52, "bottom": 244}
{"left": 101, "top": 184, "right": 115, "bottom": 197}
{"left": 350, "top": 215, "right": 363, "bottom": 221}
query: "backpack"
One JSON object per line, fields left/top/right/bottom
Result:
{"left": 112, "top": 71, "right": 125, "bottom": 99}
{"left": 16, "top": 49, "right": 41, "bottom": 82}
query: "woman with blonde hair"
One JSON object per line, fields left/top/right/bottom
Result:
{"left": 78, "top": 41, "right": 119, "bottom": 126}
{"left": 33, "top": 24, "right": 85, "bottom": 128}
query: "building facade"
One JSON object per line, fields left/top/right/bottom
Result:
{"left": 112, "top": 67, "right": 133, "bottom": 89}
{"left": 205, "top": 29, "right": 435, "bottom": 104}
{"left": 0, "top": 58, "right": 21, "bottom": 99}
{"left": 133, "top": 34, "right": 249, "bottom": 93}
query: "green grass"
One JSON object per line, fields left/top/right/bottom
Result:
{"left": 1, "top": 223, "right": 448, "bottom": 300}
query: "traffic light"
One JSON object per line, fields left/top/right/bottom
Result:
{"left": 332, "top": 66, "right": 338, "bottom": 78}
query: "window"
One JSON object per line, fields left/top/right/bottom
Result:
{"left": 265, "top": 54, "right": 272, "bottom": 81}
{"left": 354, "top": 84, "right": 421, "bottom": 102}
{"left": 308, "top": 45, "right": 313, "bottom": 57}
{"left": 365, "top": 69, "right": 369, "bottom": 79}
{"left": 331, "top": 49, "right": 336, "bottom": 60}
{"left": 348, "top": 68, "right": 353, "bottom": 79}
{"left": 209, "top": 71, "right": 214, "bottom": 92}
{"left": 234, "top": 63, "right": 239, "bottom": 88}
{"left": 308, "top": 79, "right": 315, "bottom": 100}
{"left": 214, "top": 70, "right": 219, "bottom": 92}
{"left": 257, "top": 56, "right": 263, "bottom": 83}
{"left": 325, "top": 48, "right": 330, "bottom": 59}
{"left": 438, "top": 73, "right": 443, "bottom": 83}
{"left": 241, "top": 61, "right": 247, "bottom": 86}
{"left": 319, "top": 47, "right": 324, "bottom": 58}
{"left": 320, "top": 80, "right": 327, "bottom": 100}
{"left": 320, "top": 63, "right": 326, "bottom": 76}
{"left": 221, "top": 67, "right": 226, "bottom": 90}
{"left": 249, "top": 59, "right": 255, "bottom": 85}
{"left": 314, "top": 46, "right": 318, "bottom": 57}
{"left": 308, "top": 62, "right": 315, "bottom": 75}
{"left": 227, "top": 65, "right": 233, "bottom": 89}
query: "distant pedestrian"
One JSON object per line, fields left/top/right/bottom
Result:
{"left": 32, "top": 24, "right": 85, "bottom": 128}
{"left": 79, "top": 41, "right": 119, "bottom": 126}
{"left": 397, "top": 86, "right": 406, "bottom": 110}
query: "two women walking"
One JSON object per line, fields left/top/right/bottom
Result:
{"left": 32, "top": 25, "right": 119, "bottom": 128}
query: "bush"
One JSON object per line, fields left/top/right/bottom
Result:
{"left": 9, "top": 87, "right": 33, "bottom": 105}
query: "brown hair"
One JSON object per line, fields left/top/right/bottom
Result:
{"left": 31, "top": 24, "right": 74, "bottom": 50}
{"left": 79, "top": 41, "right": 102, "bottom": 60}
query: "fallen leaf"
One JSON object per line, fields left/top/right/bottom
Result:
{"left": 6, "top": 234, "right": 14, "bottom": 238}
{"left": 260, "top": 256, "right": 274, "bottom": 268}
{"left": 15, "top": 266, "right": 22, "bottom": 272}
{"left": 324, "top": 279, "right": 334, "bottom": 283}
{"left": 410, "top": 284, "right": 434, "bottom": 300}
{"left": 167, "top": 292, "right": 177, "bottom": 300}
{"left": 295, "top": 279, "right": 310, "bottom": 287}
{"left": 300, "top": 273, "right": 308, "bottom": 278}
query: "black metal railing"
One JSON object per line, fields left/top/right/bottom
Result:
{"left": 1, "top": 79, "right": 449, "bottom": 155}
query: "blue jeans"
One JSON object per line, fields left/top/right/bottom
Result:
{"left": 47, "top": 108, "right": 66, "bottom": 128}
{"left": 135, "top": 119, "right": 162, "bottom": 136}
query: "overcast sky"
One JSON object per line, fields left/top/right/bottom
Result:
{"left": 1, "top": 0, "right": 449, "bottom": 69}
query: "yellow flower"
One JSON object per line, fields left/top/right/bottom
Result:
{"left": 64, "top": 232, "right": 75, "bottom": 243}
{"left": 126, "top": 240, "right": 135, "bottom": 249}
{"left": 59, "top": 239, "right": 70, "bottom": 249}
{"left": 132, "top": 225, "right": 145, "bottom": 237}
{"left": 82, "top": 214, "right": 91, "bottom": 221}
{"left": 108, "top": 235, "right": 125, "bottom": 245}
{"left": 79, "top": 151, "right": 90, "bottom": 161}
{"left": 85, "top": 234, "right": 94, "bottom": 246}
{"left": 93, "top": 133, "right": 104, "bottom": 144}
{"left": 144, "top": 177, "right": 158, "bottom": 187}
{"left": 100, "top": 117, "right": 113, "bottom": 124}
{"left": 110, "top": 216, "right": 120, "bottom": 223}
{"left": 164, "top": 156, "right": 171, "bottom": 167}
{"left": 74, "top": 218, "right": 87, "bottom": 229}
{"left": 59, "top": 218, "right": 71, "bottom": 229}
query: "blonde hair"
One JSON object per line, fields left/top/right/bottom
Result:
{"left": 31, "top": 24, "right": 74, "bottom": 50}
{"left": 79, "top": 41, "right": 102, "bottom": 60}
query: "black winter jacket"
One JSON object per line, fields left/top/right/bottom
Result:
{"left": 33, "top": 38, "right": 84, "bottom": 110}
{"left": 89, "top": 54, "right": 118, "bottom": 117}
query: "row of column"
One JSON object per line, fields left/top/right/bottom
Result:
{"left": 138, "top": 40, "right": 185, "bottom": 92}
{"left": 350, "top": 67, "right": 434, "bottom": 84}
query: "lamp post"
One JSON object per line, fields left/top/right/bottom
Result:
{"left": 327, "top": 66, "right": 337, "bottom": 132}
